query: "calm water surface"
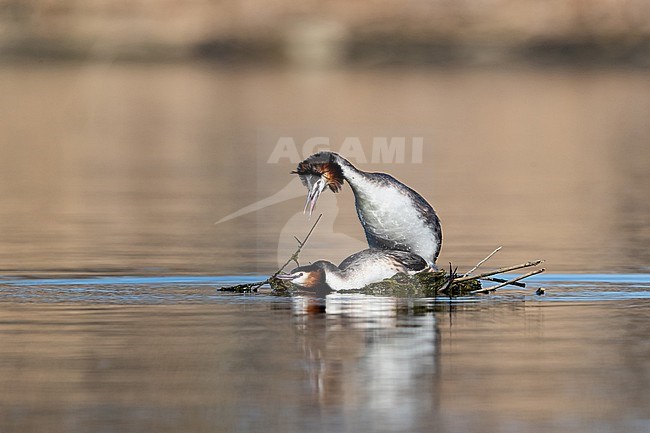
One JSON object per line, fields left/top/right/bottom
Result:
{"left": 0, "top": 62, "right": 648, "bottom": 275}
{"left": 0, "top": 275, "right": 648, "bottom": 433}
{"left": 0, "top": 63, "right": 648, "bottom": 432}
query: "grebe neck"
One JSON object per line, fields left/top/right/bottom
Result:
{"left": 330, "top": 153, "right": 368, "bottom": 187}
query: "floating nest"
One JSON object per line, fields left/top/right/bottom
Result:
{"left": 265, "top": 269, "right": 479, "bottom": 297}
{"left": 353, "top": 270, "right": 481, "bottom": 297}
{"left": 261, "top": 260, "right": 543, "bottom": 297}
{"left": 220, "top": 216, "right": 544, "bottom": 297}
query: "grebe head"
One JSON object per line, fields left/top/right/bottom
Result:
{"left": 276, "top": 262, "right": 328, "bottom": 288}
{"left": 292, "top": 152, "right": 344, "bottom": 215}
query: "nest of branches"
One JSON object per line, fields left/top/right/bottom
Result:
{"left": 220, "top": 215, "right": 545, "bottom": 297}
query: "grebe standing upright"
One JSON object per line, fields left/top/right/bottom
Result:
{"left": 277, "top": 248, "right": 428, "bottom": 291}
{"left": 293, "top": 152, "right": 442, "bottom": 267}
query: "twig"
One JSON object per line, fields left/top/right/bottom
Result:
{"left": 438, "top": 262, "right": 456, "bottom": 294}
{"left": 481, "top": 276, "right": 526, "bottom": 288}
{"left": 471, "top": 268, "right": 545, "bottom": 294}
{"left": 453, "top": 260, "right": 544, "bottom": 283}
{"left": 271, "top": 214, "right": 322, "bottom": 278}
{"left": 463, "top": 246, "right": 502, "bottom": 277}
{"left": 219, "top": 214, "right": 323, "bottom": 293}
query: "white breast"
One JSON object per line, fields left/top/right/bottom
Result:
{"left": 325, "top": 260, "right": 401, "bottom": 291}
{"left": 353, "top": 179, "right": 438, "bottom": 262}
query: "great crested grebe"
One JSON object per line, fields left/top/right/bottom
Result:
{"left": 277, "top": 248, "right": 428, "bottom": 291}
{"left": 293, "top": 151, "right": 442, "bottom": 267}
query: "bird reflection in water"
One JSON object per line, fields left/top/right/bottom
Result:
{"left": 290, "top": 294, "right": 441, "bottom": 431}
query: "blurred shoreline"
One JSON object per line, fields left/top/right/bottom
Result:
{"left": 1, "top": 1, "right": 649, "bottom": 67}
{"left": 2, "top": 34, "right": 649, "bottom": 67}
{"left": 2, "top": 36, "right": 649, "bottom": 68}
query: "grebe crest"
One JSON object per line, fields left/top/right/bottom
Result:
{"left": 292, "top": 153, "right": 345, "bottom": 215}
{"left": 277, "top": 261, "right": 331, "bottom": 289}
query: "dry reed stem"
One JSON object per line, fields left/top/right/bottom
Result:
{"left": 219, "top": 214, "right": 322, "bottom": 293}
{"left": 463, "top": 246, "right": 502, "bottom": 277}
{"left": 471, "top": 268, "right": 546, "bottom": 294}
{"left": 454, "top": 260, "right": 544, "bottom": 283}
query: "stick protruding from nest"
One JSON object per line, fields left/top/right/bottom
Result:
{"left": 219, "top": 215, "right": 323, "bottom": 293}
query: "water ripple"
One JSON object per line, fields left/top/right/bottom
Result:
{"left": 0, "top": 273, "right": 647, "bottom": 304}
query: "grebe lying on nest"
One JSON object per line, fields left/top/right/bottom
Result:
{"left": 278, "top": 248, "right": 428, "bottom": 291}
